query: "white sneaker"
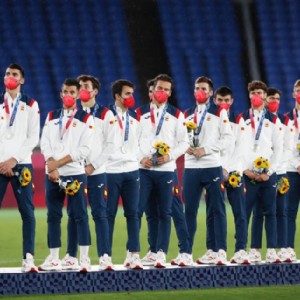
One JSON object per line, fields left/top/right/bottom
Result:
{"left": 99, "top": 254, "right": 114, "bottom": 271}
{"left": 277, "top": 248, "right": 290, "bottom": 263}
{"left": 170, "top": 253, "right": 181, "bottom": 265}
{"left": 21, "top": 253, "right": 38, "bottom": 273}
{"left": 214, "top": 249, "right": 227, "bottom": 265}
{"left": 38, "top": 255, "right": 62, "bottom": 271}
{"left": 141, "top": 250, "right": 157, "bottom": 266}
{"left": 129, "top": 253, "right": 143, "bottom": 270}
{"left": 265, "top": 248, "right": 281, "bottom": 263}
{"left": 154, "top": 250, "right": 167, "bottom": 268}
{"left": 230, "top": 250, "right": 250, "bottom": 265}
{"left": 61, "top": 254, "right": 79, "bottom": 271}
{"left": 196, "top": 249, "right": 217, "bottom": 264}
{"left": 248, "top": 249, "right": 262, "bottom": 263}
{"left": 123, "top": 250, "right": 131, "bottom": 267}
{"left": 286, "top": 247, "right": 297, "bottom": 262}
{"left": 177, "top": 253, "right": 194, "bottom": 267}
{"left": 80, "top": 255, "right": 91, "bottom": 272}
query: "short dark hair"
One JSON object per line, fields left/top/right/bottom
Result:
{"left": 267, "top": 87, "right": 281, "bottom": 97}
{"left": 214, "top": 86, "right": 233, "bottom": 97}
{"left": 147, "top": 78, "right": 155, "bottom": 88}
{"left": 8, "top": 63, "right": 25, "bottom": 77}
{"left": 248, "top": 80, "right": 267, "bottom": 92}
{"left": 62, "top": 78, "right": 80, "bottom": 90}
{"left": 153, "top": 74, "right": 173, "bottom": 90}
{"left": 77, "top": 74, "right": 101, "bottom": 91}
{"left": 195, "top": 76, "right": 213, "bottom": 90}
{"left": 111, "top": 79, "right": 134, "bottom": 99}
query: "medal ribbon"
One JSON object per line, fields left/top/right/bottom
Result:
{"left": 292, "top": 108, "right": 300, "bottom": 141}
{"left": 113, "top": 105, "right": 129, "bottom": 142}
{"left": 59, "top": 108, "right": 78, "bottom": 140}
{"left": 249, "top": 108, "right": 266, "bottom": 144}
{"left": 150, "top": 103, "right": 168, "bottom": 136}
{"left": 4, "top": 94, "right": 21, "bottom": 127}
{"left": 194, "top": 102, "right": 210, "bottom": 136}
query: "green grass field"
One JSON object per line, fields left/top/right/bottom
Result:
{"left": 0, "top": 202, "right": 300, "bottom": 299}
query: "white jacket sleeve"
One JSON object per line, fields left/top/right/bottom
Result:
{"left": 70, "top": 115, "right": 94, "bottom": 162}
{"left": 13, "top": 100, "right": 40, "bottom": 162}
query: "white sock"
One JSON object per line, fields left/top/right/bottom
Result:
{"left": 80, "top": 246, "right": 89, "bottom": 260}
{"left": 50, "top": 248, "right": 60, "bottom": 260}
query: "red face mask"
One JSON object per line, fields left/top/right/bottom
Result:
{"left": 296, "top": 93, "right": 300, "bottom": 104}
{"left": 218, "top": 103, "right": 230, "bottom": 111}
{"left": 123, "top": 96, "right": 135, "bottom": 108}
{"left": 251, "top": 95, "right": 263, "bottom": 108}
{"left": 267, "top": 101, "right": 279, "bottom": 113}
{"left": 194, "top": 90, "right": 207, "bottom": 103}
{"left": 63, "top": 95, "right": 75, "bottom": 108}
{"left": 4, "top": 76, "right": 19, "bottom": 90}
{"left": 154, "top": 90, "right": 168, "bottom": 103}
{"left": 79, "top": 89, "right": 91, "bottom": 102}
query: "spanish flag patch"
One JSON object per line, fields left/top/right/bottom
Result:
{"left": 104, "top": 187, "right": 108, "bottom": 199}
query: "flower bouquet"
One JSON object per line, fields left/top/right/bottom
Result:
{"left": 277, "top": 176, "right": 290, "bottom": 195}
{"left": 151, "top": 141, "right": 170, "bottom": 166}
{"left": 185, "top": 121, "right": 198, "bottom": 147}
{"left": 15, "top": 167, "right": 31, "bottom": 187}
{"left": 297, "top": 143, "right": 300, "bottom": 155}
{"left": 58, "top": 178, "right": 81, "bottom": 196}
{"left": 226, "top": 171, "right": 242, "bottom": 188}
{"left": 253, "top": 157, "right": 270, "bottom": 174}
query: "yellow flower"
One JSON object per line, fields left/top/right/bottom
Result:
{"left": 158, "top": 145, "right": 169, "bottom": 155}
{"left": 264, "top": 160, "right": 270, "bottom": 170}
{"left": 186, "top": 121, "right": 197, "bottom": 130}
{"left": 254, "top": 157, "right": 264, "bottom": 169}
{"left": 277, "top": 176, "right": 290, "bottom": 195}
{"left": 65, "top": 180, "right": 81, "bottom": 195}
{"left": 19, "top": 167, "right": 32, "bottom": 187}
{"left": 154, "top": 141, "right": 164, "bottom": 149}
{"left": 297, "top": 144, "right": 300, "bottom": 151}
{"left": 227, "top": 171, "right": 242, "bottom": 188}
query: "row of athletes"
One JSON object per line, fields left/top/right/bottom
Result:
{"left": 1, "top": 63, "right": 300, "bottom": 273}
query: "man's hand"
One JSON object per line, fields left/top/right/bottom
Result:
{"left": 243, "top": 169, "right": 256, "bottom": 180}
{"left": 48, "top": 169, "right": 60, "bottom": 182}
{"left": 186, "top": 147, "right": 194, "bottom": 155}
{"left": 140, "top": 157, "right": 153, "bottom": 168}
{"left": 46, "top": 160, "right": 60, "bottom": 173}
{"left": 0, "top": 158, "right": 18, "bottom": 175}
{"left": 85, "top": 164, "right": 95, "bottom": 176}
{"left": 255, "top": 173, "right": 270, "bottom": 182}
{"left": 223, "top": 168, "right": 229, "bottom": 181}
{"left": 192, "top": 147, "right": 206, "bottom": 159}
{"left": 157, "top": 154, "right": 170, "bottom": 165}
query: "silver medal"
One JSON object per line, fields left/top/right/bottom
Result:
{"left": 253, "top": 143, "right": 259, "bottom": 152}
{"left": 56, "top": 143, "right": 64, "bottom": 153}
{"left": 121, "top": 145, "right": 127, "bottom": 154}
{"left": 6, "top": 132, "right": 13, "bottom": 139}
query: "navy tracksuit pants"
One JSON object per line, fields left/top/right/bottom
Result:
{"left": 287, "top": 172, "right": 300, "bottom": 248}
{"left": 206, "top": 177, "right": 247, "bottom": 252}
{"left": 142, "top": 171, "right": 191, "bottom": 254}
{"left": 183, "top": 166, "right": 227, "bottom": 252}
{"left": 106, "top": 170, "right": 140, "bottom": 253}
{"left": 138, "top": 169, "right": 174, "bottom": 253}
{"left": 45, "top": 174, "right": 91, "bottom": 249}
{"left": 67, "top": 173, "right": 110, "bottom": 257}
{"left": 245, "top": 173, "right": 277, "bottom": 248}
{"left": 0, "top": 164, "right": 35, "bottom": 259}
{"left": 251, "top": 174, "right": 288, "bottom": 249}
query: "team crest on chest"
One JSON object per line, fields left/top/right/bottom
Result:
{"left": 207, "top": 116, "right": 211, "bottom": 121}
{"left": 72, "top": 121, "right": 77, "bottom": 127}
